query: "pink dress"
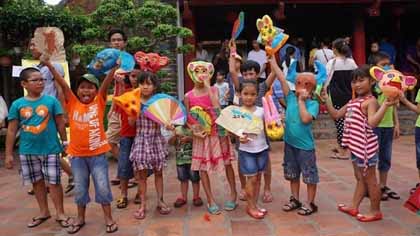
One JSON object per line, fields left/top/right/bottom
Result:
{"left": 186, "top": 88, "right": 235, "bottom": 171}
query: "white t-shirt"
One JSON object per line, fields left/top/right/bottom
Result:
{"left": 282, "top": 58, "right": 296, "bottom": 91}
{"left": 326, "top": 57, "right": 358, "bottom": 75}
{"left": 239, "top": 107, "right": 269, "bottom": 153}
{"left": 248, "top": 49, "right": 267, "bottom": 78}
{"left": 196, "top": 49, "right": 209, "bottom": 61}
{"left": 214, "top": 82, "right": 229, "bottom": 106}
{"left": 314, "top": 48, "right": 334, "bottom": 65}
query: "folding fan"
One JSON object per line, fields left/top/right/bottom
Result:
{"left": 231, "top": 11, "right": 245, "bottom": 40}
{"left": 142, "top": 93, "right": 187, "bottom": 126}
{"left": 189, "top": 106, "right": 212, "bottom": 134}
{"left": 215, "top": 105, "right": 263, "bottom": 138}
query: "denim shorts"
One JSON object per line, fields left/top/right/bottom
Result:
{"left": 117, "top": 137, "right": 134, "bottom": 180}
{"left": 374, "top": 127, "right": 394, "bottom": 172}
{"left": 415, "top": 127, "right": 420, "bottom": 169}
{"left": 70, "top": 154, "right": 113, "bottom": 206}
{"left": 176, "top": 164, "right": 200, "bottom": 183}
{"left": 283, "top": 143, "right": 319, "bottom": 184}
{"left": 351, "top": 153, "right": 378, "bottom": 168}
{"left": 238, "top": 149, "right": 269, "bottom": 176}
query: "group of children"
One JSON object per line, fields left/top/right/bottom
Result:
{"left": 5, "top": 30, "right": 420, "bottom": 234}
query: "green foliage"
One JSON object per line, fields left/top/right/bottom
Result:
{"left": 71, "top": 44, "right": 105, "bottom": 66}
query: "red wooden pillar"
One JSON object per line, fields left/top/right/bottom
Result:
{"left": 182, "top": 0, "right": 196, "bottom": 93}
{"left": 352, "top": 14, "right": 366, "bottom": 65}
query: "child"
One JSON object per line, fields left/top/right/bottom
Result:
{"left": 399, "top": 87, "right": 420, "bottom": 195}
{"left": 130, "top": 72, "right": 171, "bottom": 219}
{"left": 323, "top": 65, "right": 397, "bottom": 222}
{"left": 237, "top": 80, "right": 270, "bottom": 219}
{"left": 185, "top": 61, "right": 237, "bottom": 214}
{"left": 271, "top": 57, "right": 320, "bottom": 216}
{"left": 371, "top": 52, "right": 401, "bottom": 201}
{"left": 214, "top": 70, "right": 229, "bottom": 108}
{"left": 5, "top": 67, "right": 70, "bottom": 228}
{"left": 50, "top": 58, "right": 118, "bottom": 233}
{"left": 169, "top": 126, "right": 203, "bottom": 208}
{"left": 116, "top": 67, "right": 141, "bottom": 209}
{"left": 229, "top": 40, "right": 282, "bottom": 203}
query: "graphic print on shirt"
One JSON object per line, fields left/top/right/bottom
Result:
{"left": 20, "top": 105, "right": 50, "bottom": 134}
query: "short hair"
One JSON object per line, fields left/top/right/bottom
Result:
{"left": 108, "top": 29, "right": 127, "bottom": 42}
{"left": 352, "top": 65, "right": 372, "bottom": 81}
{"left": 239, "top": 80, "right": 259, "bottom": 93}
{"left": 216, "top": 70, "right": 226, "bottom": 76}
{"left": 240, "top": 60, "right": 260, "bottom": 74}
{"left": 371, "top": 51, "right": 391, "bottom": 65}
{"left": 19, "top": 67, "right": 40, "bottom": 81}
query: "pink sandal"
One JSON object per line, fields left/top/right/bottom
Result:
{"left": 337, "top": 204, "right": 359, "bottom": 217}
{"left": 133, "top": 208, "right": 145, "bottom": 220}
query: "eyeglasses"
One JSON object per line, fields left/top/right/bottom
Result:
{"left": 26, "top": 78, "right": 47, "bottom": 83}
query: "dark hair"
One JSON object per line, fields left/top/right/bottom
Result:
{"left": 239, "top": 80, "right": 259, "bottom": 93}
{"left": 19, "top": 67, "right": 40, "bottom": 81}
{"left": 332, "top": 38, "right": 351, "bottom": 58}
{"left": 133, "top": 63, "right": 141, "bottom": 70}
{"left": 240, "top": 60, "right": 260, "bottom": 74}
{"left": 352, "top": 65, "right": 371, "bottom": 81}
{"left": 216, "top": 70, "right": 226, "bottom": 76}
{"left": 321, "top": 37, "right": 331, "bottom": 47}
{"left": 371, "top": 51, "right": 390, "bottom": 65}
{"left": 285, "top": 46, "right": 296, "bottom": 67}
{"left": 108, "top": 29, "right": 127, "bottom": 42}
{"left": 139, "top": 71, "right": 159, "bottom": 92}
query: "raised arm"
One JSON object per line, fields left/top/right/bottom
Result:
{"left": 228, "top": 40, "right": 241, "bottom": 91}
{"left": 43, "top": 60, "right": 72, "bottom": 101}
{"left": 269, "top": 55, "right": 289, "bottom": 96}
{"left": 98, "top": 68, "right": 117, "bottom": 101}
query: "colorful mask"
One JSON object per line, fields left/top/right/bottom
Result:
{"left": 34, "top": 27, "right": 66, "bottom": 62}
{"left": 112, "top": 88, "right": 141, "bottom": 118}
{"left": 256, "top": 15, "right": 289, "bottom": 56}
{"left": 187, "top": 61, "right": 214, "bottom": 84}
{"left": 134, "top": 51, "right": 169, "bottom": 73}
{"left": 370, "top": 66, "right": 417, "bottom": 99}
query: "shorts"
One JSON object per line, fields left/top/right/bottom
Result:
{"left": 70, "top": 154, "right": 113, "bottom": 206}
{"left": 19, "top": 154, "right": 61, "bottom": 186}
{"left": 106, "top": 111, "right": 121, "bottom": 145}
{"left": 373, "top": 127, "right": 394, "bottom": 172}
{"left": 176, "top": 164, "right": 200, "bottom": 183}
{"left": 351, "top": 153, "right": 379, "bottom": 168}
{"left": 117, "top": 137, "right": 134, "bottom": 180}
{"left": 238, "top": 149, "right": 269, "bottom": 176}
{"left": 283, "top": 143, "right": 319, "bottom": 184}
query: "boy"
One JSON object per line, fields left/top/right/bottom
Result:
{"left": 5, "top": 67, "right": 71, "bottom": 228}
{"left": 169, "top": 126, "right": 203, "bottom": 208}
{"left": 371, "top": 52, "right": 401, "bottom": 201}
{"left": 46, "top": 58, "right": 118, "bottom": 234}
{"left": 214, "top": 70, "right": 229, "bottom": 108}
{"left": 229, "top": 40, "right": 282, "bottom": 203}
{"left": 271, "top": 59, "right": 320, "bottom": 215}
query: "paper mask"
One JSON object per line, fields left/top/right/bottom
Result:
{"left": 134, "top": 51, "right": 169, "bottom": 73}
{"left": 88, "top": 49, "right": 135, "bottom": 77}
{"left": 256, "top": 15, "right": 289, "bottom": 56}
{"left": 34, "top": 27, "right": 66, "bottom": 62}
{"left": 187, "top": 61, "right": 214, "bottom": 84}
{"left": 112, "top": 88, "right": 141, "bottom": 117}
{"left": 370, "top": 66, "right": 417, "bottom": 99}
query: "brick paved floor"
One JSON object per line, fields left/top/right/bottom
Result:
{"left": 1, "top": 136, "right": 420, "bottom": 236}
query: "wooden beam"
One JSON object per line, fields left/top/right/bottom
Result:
{"left": 189, "top": 0, "right": 405, "bottom": 6}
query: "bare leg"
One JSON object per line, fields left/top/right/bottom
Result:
{"left": 101, "top": 204, "right": 115, "bottom": 225}
{"left": 245, "top": 175, "right": 258, "bottom": 212}
{"left": 48, "top": 184, "right": 67, "bottom": 219}
{"left": 33, "top": 180, "right": 50, "bottom": 217}
{"left": 290, "top": 179, "right": 300, "bottom": 201}
{"left": 306, "top": 183, "right": 317, "bottom": 204}
{"left": 180, "top": 181, "right": 189, "bottom": 200}
{"left": 192, "top": 182, "right": 200, "bottom": 199}
{"left": 154, "top": 169, "right": 168, "bottom": 207}
{"left": 60, "top": 158, "right": 72, "bottom": 177}
{"left": 200, "top": 171, "right": 216, "bottom": 205}
{"left": 350, "top": 163, "right": 366, "bottom": 210}
{"left": 255, "top": 173, "right": 262, "bottom": 204}
{"left": 263, "top": 156, "right": 272, "bottom": 201}
{"left": 137, "top": 170, "right": 148, "bottom": 211}
{"left": 379, "top": 171, "right": 388, "bottom": 188}
{"left": 238, "top": 161, "right": 246, "bottom": 200}
{"left": 110, "top": 143, "right": 119, "bottom": 160}
{"left": 120, "top": 179, "right": 129, "bottom": 197}
{"left": 225, "top": 164, "right": 237, "bottom": 202}
{"left": 74, "top": 205, "right": 86, "bottom": 224}
{"left": 364, "top": 166, "right": 382, "bottom": 216}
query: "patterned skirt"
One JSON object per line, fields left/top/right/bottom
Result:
{"left": 129, "top": 132, "right": 168, "bottom": 171}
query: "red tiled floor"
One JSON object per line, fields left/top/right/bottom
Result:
{"left": 1, "top": 136, "right": 420, "bottom": 236}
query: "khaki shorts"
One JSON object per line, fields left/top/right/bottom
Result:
{"left": 106, "top": 110, "right": 121, "bottom": 145}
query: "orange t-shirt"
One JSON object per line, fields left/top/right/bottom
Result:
{"left": 65, "top": 92, "right": 111, "bottom": 157}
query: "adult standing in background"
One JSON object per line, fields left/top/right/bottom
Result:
{"left": 312, "top": 38, "right": 334, "bottom": 66}
{"left": 324, "top": 38, "right": 358, "bottom": 160}
{"left": 195, "top": 41, "right": 209, "bottom": 61}
{"left": 212, "top": 40, "right": 230, "bottom": 75}
{"left": 248, "top": 40, "right": 267, "bottom": 80}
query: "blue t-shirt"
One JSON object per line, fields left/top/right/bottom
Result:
{"left": 284, "top": 92, "right": 319, "bottom": 150}
{"left": 272, "top": 80, "right": 284, "bottom": 112}
{"left": 8, "top": 95, "right": 64, "bottom": 155}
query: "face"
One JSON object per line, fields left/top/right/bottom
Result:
{"left": 351, "top": 76, "right": 372, "bottom": 96}
{"left": 21, "top": 72, "right": 45, "bottom": 94}
{"left": 242, "top": 69, "right": 258, "bottom": 81}
{"left": 129, "top": 69, "right": 140, "bottom": 88}
{"left": 216, "top": 73, "right": 225, "bottom": 82}
{"left": 371, "top": 43, "right": 379, "bottom": 53}
{"left": 110, "top": 33, "right": 126, "bottom": 50}
{"left": 252, "top": 40, "right": 260, "bottom": 50}
{"left": 376, "top": 58, "right": 391, "bottom": 69}
{"left": 29, "top": 39, "right": 42, "bottom": 59}
{"left": 77, "top": 81, "right": 98, "bottom": 104}
{"left": 240, "top": 85, "right": 257, "bottom": 107}
{"left": 140, "top": 78, "right": 156, "bottom": 97}
{"left": 197, "top": 42, "right": 203, "bottom": 49}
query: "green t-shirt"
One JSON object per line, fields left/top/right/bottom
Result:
{"left": 378, "top": 93, "right": 394, "bottom": 128}
{"left": 415, "top": 90, "right": 420, "bottom": 127}
{"left": 175, "top": 127, "right": 193, "bottom": 165}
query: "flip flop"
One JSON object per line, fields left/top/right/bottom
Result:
{"left": 157, "top": 204, "right": 171, "bottom": 215}
{"left": 67, "top": 222, "right": 86, "bottom": 234}
{"left": 330, "top": 153, "right": 349, "bottom": 160}
{"left": 246, "top": 208, "right": 265, "bottom": 219}
{"left": 27, "top": 215, "right": 51, "bottom": 228}
{"left": 337, "top": 204, "right": 359, "bottom": 217}
{"left": 55, "top": 217, "right": 72, "bottom": 228}
{"left": 356, "top": 213, "right": 383, "bottom": 222}
{"left": 262, "top": 191, "right": 273, "bottom": 203}
{"left": 239, "top": 191, "right": 247, "bottom": 201}
{"left": 207, "top": 204, "right": 221, "bottom": 215}
{"left": 382, "top": 186, "right": 400, "bottom": 200}
{"left": 224, "top": 201, "right": 237, "bottom": 211}
{"left": 133, "top": 208, "right": 146, "bottom": 220}
{"left": 106, "top": 222, "right": 118, "bottom": 234}
{"left": 127, "top": 181, "right": 137, "bottom": 189}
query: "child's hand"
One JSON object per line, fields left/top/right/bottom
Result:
{"left": 320, "top": 89, "right": 329, "bottom": 102}
{"left": 180, "top": 136, "right": 192, "bottom": 144}
{"left": 229, "top": 39, "right": 236, "bottom": 52}
{"left": 39, "top": 54, "right": 51, "bottom": 66}
{"left": 5, "top": 154, "right": 13, "bottom": 169}
{"left": 384, "top": 97, "right": 399, "bottom": 107}
{"left": 165, "top": 124, "right": 175, "bottom": 131}
{"left": 239, "top": 134, "right": 249, "bottom": 143}
{"left": 298, "top": 90, "right": 309, "bottom": 101}
{"left": 394, "top": 125, "right": 400, "bottom": 139}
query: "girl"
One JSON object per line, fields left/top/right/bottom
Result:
{"left": 185, "top": 63, "right": 237, "bottom": 215}
{"left": 323, "top": 38, "right": 358, "bottom": 160}
{"left": 323, "top": 65, "right": 397, "bottom": 222}
{"left": 237, "top": 81, "right": 269, "bottom": 219}
{"left": 130, "top": 72, "right": 171, "bottom": 219}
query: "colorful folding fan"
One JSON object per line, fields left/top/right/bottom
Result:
{"left": 231, "top": 11, "right": 245, "bottom": 40}
{"left": 189, "top": 106, "right": 212, "bottom": 134}
{"left": 142, "top": 93, "right": 187, "bottom": 126}
{"left": 215, "top": 105, "right": 263, "bottom": 138}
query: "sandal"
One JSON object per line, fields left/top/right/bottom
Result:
{"left": 134, "top": 193, "right": 141, "bottom": 204}
{"left": 193, "top": 197, "right": 203, "bottom": 207}
{"left": 283, "top": 196, "right": 302, "bottom": 212}
{"left": 382, "top": 186, "right": 400, "bottom": 200}
{"left": 110, "top": 179, "right": 120, "bottom": 186}
{"left": 356, "top": 212, "right": 383, "bottom": 222}
{"left": 67, "top": 222, "right": 85, "bottom": 234}
{"left": 257, "top": 206, "right": 268, "bottom": 215}
{"left": 410, "top": 183, "right": 420, "bottom": 195}
{"left": 127, "top": 181, "right": 137, "bottom": 189}
{"left": 27, "top": 188, "right": 35, "bottom": 195}
{"left": 297, "top": 202, "right": 318, "bottom": 216}
{"left": 262, "top": 191, "right": 273, "bottom": 203}
{"left": 207, "top": 204, "right": 221, "bottom": 215}
{"left": 330, "top": 152, "right": 349, "bottom": 160}
{"left": 116, "top": 197, "right": 128, "bottom": 209}
{"left": 133, "top": 208, "right": 146, "bottom": 220}
{"left": 337, "top": 204, "right": 359, "bottom": 217}
{"left": 381, "top": 187, "right": 389, "bottom": 201}
{"left": 174, "top": 198, "right": 187, "bottom": 208}
{"left": 239, "top": 190, "right": 247, "bottom": 201}
{"left": 65, "top": 177, "right": 75, "bottom": 194}
{"left": 56, "top": 217, "right": 72, "bottom": 228}
{"left": 246, "top": 208, "right": 265, "bottom": 219}
{"left": 224, "top": 201, "right": 237, "bottom": 211}
{"left": 157, "top": 204, "right": 171, "bottom": 215}
{"left": 106, "top": 222, "right": 118, "bottom": 233}
{"left": 27, "top": 215, "right": 51, "bottom": 228}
